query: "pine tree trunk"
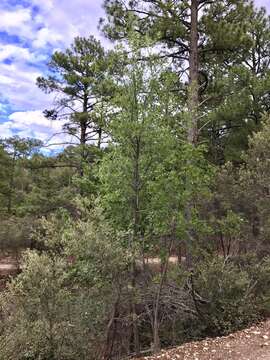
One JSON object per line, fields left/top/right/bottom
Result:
{"left": 185, "top": 0, "right": 199, "bottom": 269}
{"left": 188, "top": 0, "right": 199, "bottom": 144}
{"left": 79, "top": 93, "right": 89, "bottom": 177}
{"left": 7, "top": 154, "right": 16, "bottom": 214}
{"left": 98, "top": 127, "right": 102, "bottom": 149}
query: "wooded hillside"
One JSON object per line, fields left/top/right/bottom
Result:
{"left": 1, "top": 1, "right": 270, "bottom": 359}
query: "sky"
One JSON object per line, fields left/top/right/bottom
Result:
{"left": 0, "top": 0, "right": 269, "bottom": 148}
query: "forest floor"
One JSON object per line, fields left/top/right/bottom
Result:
{"left": 0, "top": 256, "right": 19, "bottom": 272}
{"left": 0, "top": 256, "right": 20, "bottom": 290}
{"left": 137, "top": 319, "right": 270, "bottom": 360}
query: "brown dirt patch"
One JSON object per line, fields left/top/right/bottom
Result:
{"left": 137, "top": 320, "right": 270, "bottom": 360}
{"left": 0, "top": 256, "right": 20, "bottom": 290}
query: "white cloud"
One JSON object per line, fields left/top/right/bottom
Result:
{"left": 0, "top": 0, "right": 107, "bottom": 119}
{"left": 1, "top": 8, "right": 31, "bottom": 28}
{"left": 0, "top": 8, "right": 33, "bottom": 40}
{"left": 32, "top": 0, "right": 105, "bottom": 46}
{"left": 255, "top": 0, "right": 270, "bottom": 8}
{"left": 0, "top": 44, "right": 31, "bottom": 62}
{"left": 0, "top": 74, "right": 14, "bottom": 85}
{"left": 9, "top": 111, "right": 62, "bottom": 132}
{"left": 0, "top": 110, "right": 74, "bottom": 150}
{"left": 0, "top": 121, "right": 13, "bottom": 138}
{"left": 31, "top": 0, "right": 54, "bottom": 12}
{"left": 0, "top": 61, "right": 52, "bottom": 111}
{"left": 32, "top": 27, "right": 63, "bottom": 48}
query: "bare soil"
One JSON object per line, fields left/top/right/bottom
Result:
{"left": 137, "top": 320, "right": 270, "bottom": 360}
{"left": 0, "top": 256, "right": 20, "bottom": 290}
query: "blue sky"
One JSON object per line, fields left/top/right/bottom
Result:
{"left": 0, "top": 0, "right": 269, "bottom": 147}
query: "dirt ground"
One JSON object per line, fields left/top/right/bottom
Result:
{"left": 0, "top": 256, "right": 20, "bottom": 290}
{"left": 137, "top": 320, "right": 270, "bottom": 360}
{"left": 0, "top": 256, "right": 19, "bottom": 272}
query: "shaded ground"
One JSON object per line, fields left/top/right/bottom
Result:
{"left": 0, "top": 256, "right": 20, "bottom": 290}
{"left": 0, "top": 256, "right": 19, "bottom": 272}
{"left": 137, "top": 320, "right": 270, "bottom": 360}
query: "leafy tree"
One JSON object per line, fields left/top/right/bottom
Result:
{"left": 25, "top": 152, "right": 77, "bottom": 217}
{"left": 1, "top": 2, "right": 270, "bottom": 358}
{"left": 99, "top": 56, "right": 214, "bottom": 352}
{"left": 208, "top": 116, "right": 270, "bottom": 256}
{"left": 101, "top": 0, "right": 255, "bottom": 267}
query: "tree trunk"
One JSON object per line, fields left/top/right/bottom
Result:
{"left": 103, "top": 296, "right": 120, "bottom": 360}
{"left": 152, "top": 233, "right": 174, "bottom": 354}
{"left": 7, "top": 154, "right": 16, "bottom": 214}
{"left": 129, "top": 72, "right": 141, "bottom": 355}
{"left": 185, "top": 0, "right": 199, "bottom": 269}
{"left": 79, "top": 92, "right": 89, "bottom": 177}
{"left": 188, "top": 0, "right": 199, "bottom": 144}
{"left": 131, "top": 269, "right": 140, "bottom": 355}
{"left": 98, "top": 127, "right": 102, "bottom": 149}
{"left": 131, "top": 136, "right": 141, "bottom": 355}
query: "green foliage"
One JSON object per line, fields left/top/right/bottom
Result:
{"left": 0, "top": 207, "right": 129, "bottom": 360}
{"left": 238, "top": 116, "right": 270, "bottom": 252}
{"left": 37, "top": 36, "right": 112, "bottom": 174}
{"left": 0, "top": 217, "right": 32, "bottom": 253}
{"left": 0, "top": 251, "right": 91, "bottom": 360}
{"left": 192, "top": 257, "right": 260, "bottom": 336}
{"left": 0, "top": 137, "right": 42, "bottom": 215}
{"left": 1, "top": 1, "right": 270, "bottom": 358}
{"left": 99, "top": 57, "right": 214, "bottom": 260}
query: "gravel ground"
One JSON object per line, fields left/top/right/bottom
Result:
{"left": 137, "top": 320, "right": 270, "bottom": 360}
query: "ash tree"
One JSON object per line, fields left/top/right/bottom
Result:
{"left": 101, "top": 0, "right": 254, "bottom": 266}
{"left": 99, "top": 52, "right": 214, "bottom": 352}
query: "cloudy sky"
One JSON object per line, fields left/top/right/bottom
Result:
{"left": 0, "top": 0, "right": 269, "bottom": 146}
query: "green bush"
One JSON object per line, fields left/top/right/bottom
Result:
{"left": 0, "top": 251, "right": 94, "bottom": 360}
{"left": 0, "top": 208, "right": 130, "bottom": 360}
{"left": 192, "top": 257, "right": 260, "bottom": 336}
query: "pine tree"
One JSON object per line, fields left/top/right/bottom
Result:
{"left": 37, "top": 36, "right": 111, "bottom": 175}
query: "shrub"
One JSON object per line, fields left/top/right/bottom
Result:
{"left": 192, "top": 257, "right": 260, "bottom": 336}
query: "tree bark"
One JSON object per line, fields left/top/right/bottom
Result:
{"left": 7, "top": 153, "right": 16, "bottom": 214}
{"left": 188, "top": 0, "right": 199, "bottom": 144}
{"left": 185, "top": 0, "right": 199, "bottom": 269}
{"left": 79, "top": 93, "right": 89, "bottom": 177}
{"left": 103, "top": 296, "right": 120, "bottom": 360}
{"left": 131, "top": 136, "right": 141, "bottom": 355}
{"left": 152, "top": 231, "right": 174, "bottom": 354}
